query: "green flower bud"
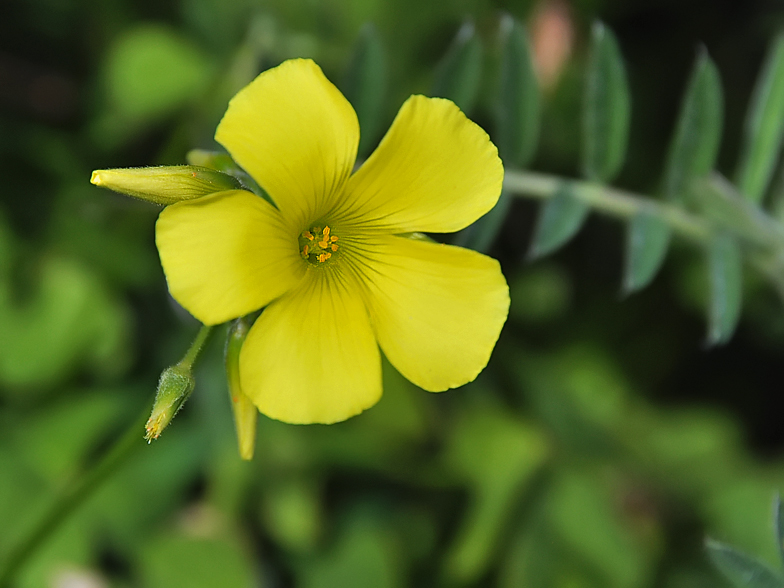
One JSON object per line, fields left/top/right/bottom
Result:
{"left": 226, "top": 317, "right": 258, "bottom": 460}
{"left": 90, "top": 165, "right": 241, "bottom": 205}
{"left": 145, "top": 364, "right": 195, "bottom": 441}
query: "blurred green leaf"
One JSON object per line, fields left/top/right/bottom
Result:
{"left": 342, "top": 23, "right": 388, "bottom": 156}
{"left": 549, "top": 469, "right": 656, "bottom": 588}
{"left": 456, "top": 190, "right": 512, "bottom": 253}
{"left": 140, "top": 533, "right": 256, "bottom": 588}
{"left": 707, "top": 233, "right": 742, "bottom": 345}
{"left": 623, "top": 211, "right": 671, "bottom": 293}
{"left": 777, "top": 495, "right": 784, "bottom": 567}
{"left": 705, "top": 480, "right": 783, "bottom": 573}
{"left": 735, "top": 34, "right": 784, "bottom": 203}
{"left": 662, "top": 49, "right": 723, "bottom": 202}
{"left": 623, "top": 408, "right": 741, "bottom": 494}
{"left": 529, "top": 183, "right": 589, "bottom": 259}
{"left": 581, "top": 22, "right": 630, "bottom": 183}
{"left": 106, "top": 24, "right": 212, "bottom": 120}
{"left": 432, "top": 20, "right": 483, "bottom": 115}
{"left": 0, "top": 211, "right": 14, "bottom": 278}
{"left": 261, "top": 477, "right": 322, "bottom": 553}
{"left": 496, "top": 14, "right": 540, "bottom": 168}
{"left": 0, "top": 256, "right": 131, "bottom": 393}
{"left": 508, "top": 264, "right": 572, "bottom": 324}
{"left": 302, "top": 512, "right": 402, "bottom": 588}
{"left": 443, "top": 404, "right": 549, "bottom": 583}
{"left": 706, "top": 539, "right": 784, "bottom": 588}
{"left": 13, "top": 390, "right": 128, "bottom": 482}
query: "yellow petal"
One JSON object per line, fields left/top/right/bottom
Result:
{"left": 215, "top": 59, "right": 359, "bottom": 227}
{"left": 156, "top": 190, "right": 305, "bottom": 325}
{"left": 360, "top": 235, "right": 509, "bottom": 391}
{"left": 338, "top": 95, "right": 503, "bottom": 234}
{"left": 239, "top": 269, "right": 381, "bottom": 424}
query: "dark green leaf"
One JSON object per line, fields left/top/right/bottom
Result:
{"left": 707, "top": 233, "right": 742, "bottom": 345}
{"left": 582, "top": 22, "right": 630, "bottom": 183}
{"left": 496, "top": 15, "right": 540, "bottom": 168}
{"left": 735, "top": 34, "right": 784, "bottom": 203}
{"left": 342, "top": 23, "right": 388, "bottom": 156}
{"left": 529, "top": 184, "right": 589, "bottom": 259}
{"left": 706, "top": 538, "right": 784, "bottom": 588}
{"left": 662, "top": 49, "right": 724, "bottom": 203}
{"left": 432, "top": 21, "right": 483, "bottom": 115}
{"left": 623, "top": 211, "right": 670, "bottom": 293}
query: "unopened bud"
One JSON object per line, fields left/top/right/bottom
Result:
{"left": 226, "top": 317, "right": 258, "bottom": 460}
{"left": 90, "top": 165, "right": 241, "bottom": 205}
{"left": 145, "top": 364, "right": 195, "bottom": 441}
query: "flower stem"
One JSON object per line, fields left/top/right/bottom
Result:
{"left": 180, "top": 324, "right": 213, "bottom": 369}
{"left": 0, "top": 407, "right": 149, "bottom": 588}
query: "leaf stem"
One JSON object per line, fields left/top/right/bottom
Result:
{"left": 503, "top": 168, "right": 713, "bottom": 243}
{"left": 0, "top": 407, "right": 149, "bottom": 588}
{"left": 0, "top": 324, "right": 213, "bottom": 587}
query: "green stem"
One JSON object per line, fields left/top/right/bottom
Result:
{"left": 503, "top": 169, "right": 713, "bottom": 243}
{"left": 503, "top": 168, "right": 784, "bottom": 302}
{"left": 0, "top": 324, "right": 214, "bottom": 587}
{"left": 180, "top": 324, "right": 213, "bottom": 369}
{"left": 0, "top": 407, "right": 149, "bottom": 588}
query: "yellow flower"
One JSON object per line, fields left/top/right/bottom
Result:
{"left": 156, "top": 58, "right": 509, "bottom": 424}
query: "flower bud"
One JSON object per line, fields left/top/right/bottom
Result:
{"left": 145, "top": 364, "right": 195, "bottom": 441}
{"left": 90, "top": 165, "right": 241, "bottom": 205}
{"left": 226, "top": 317, "right": 258, "bottom": 460}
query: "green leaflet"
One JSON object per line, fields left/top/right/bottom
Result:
{"left": 735, "top": 34, "right": 784, "bottom": 203}
{"left": 432, "top": 21, "right": 483, "bottom": 115}
{"left": 662, "top": 49, "right": 724, "bottom": 203}
{"left": 496, "top": 15, "right": 540, "bottom": 168}
{"left": 529, "top": 184, "right": 590, "bottom": 259}
{"left": 342, "top": 23, "right": 388, "bottom": 156}
{"left": 442, "top": 405, "right": 549, "bottom": 584}
{"left": 623, "top": 211, "right": 670, "bottom": 293}
{"left": 707, "top": 233, "right": 742, "bottom": 345}
{"left": 582, "top": 22, "right": 630, "bottom": 183}
{"left": 706, "top": 539, "right": 784, "bottom": 588}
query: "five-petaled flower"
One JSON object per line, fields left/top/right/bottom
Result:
{"left": 156, "top": 58, "right": 509, "bottom": 424}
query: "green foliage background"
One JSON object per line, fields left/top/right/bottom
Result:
{"left": 2, "top": 0, "right": 784, "bottom": 586}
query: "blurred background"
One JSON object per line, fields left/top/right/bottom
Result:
{"left": 2, "top": 0, "right": 784, "bottom": 586}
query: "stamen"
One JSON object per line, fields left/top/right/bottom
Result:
{"left": 299, "top": 224, "right": 339, "bottom": 264}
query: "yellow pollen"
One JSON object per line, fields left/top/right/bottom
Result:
{"left": 300, "top": 225, "right": 339, "bottom": 264}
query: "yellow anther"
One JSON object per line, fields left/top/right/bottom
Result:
{"left": 300, "top": 224, "right": 338, "bottom": 265}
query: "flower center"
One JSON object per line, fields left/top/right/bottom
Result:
{"left": 299, "top": 225, "right": 339, "bottom": 265}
